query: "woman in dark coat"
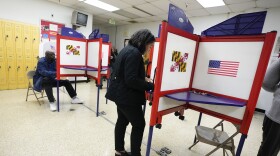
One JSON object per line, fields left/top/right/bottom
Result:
{"left": 113, "top": 29, "right": 155, "bottom": 156}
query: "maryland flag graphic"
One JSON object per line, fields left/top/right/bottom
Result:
{"left": 66, "top": 45, "right": 80, "bottom": 55}
{"left": 170, "top": 51, "right": 188, "bottom": 72}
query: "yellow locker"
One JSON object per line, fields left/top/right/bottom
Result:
{"left": 16, "top": 56, "right": 26, "bottom": 88}
{"left": 14, "top": 23, "right": 24, "bottom": 57}
{"left": 0, "top": 57, "right": 8, "bottom": 90}
{"left": 3, "top": 21, "right": 15, "bottom": 57}
{"left": 25, "top": 55, "right": 35, "bottom": 72}
{"left": 0, "top": 21, "right": 6, "bottom": 58}
{"left": 7, "top": 56, "right": 17, "bottom": 89}
{"left": 31, "top": 26, "right": 40, "bottom": 69}
{"left": 23, "top": 25, "right": 32, "bottom": 57}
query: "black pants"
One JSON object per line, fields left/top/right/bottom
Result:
{"left": 115, "top": 104, "right": 145, "bottom": 156}
{"left": 42, "top": 78, "right": 76, "bottom": 103}
{"left": 257, "top": 115, "right": 280, "bottom": 156}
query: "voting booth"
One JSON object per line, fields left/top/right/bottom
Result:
{"left": 56, "top": 35, "right": 111, "bottom": 116}
{"left": 145, "top": 21, "right": 276, "bottom": 156}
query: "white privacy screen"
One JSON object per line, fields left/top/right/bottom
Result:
{"left": 60, "top": 39, "right": 86, "bottom": 66}
{"left": 87, "top": 41, "right": 100, "bottom": 68}
{"left": 192, "top": 41, "right": 264, "bottom": 100}
{"left": 151, "top": 41, "right": 160, "bottom": 81}
{"left": 160, "top": 32, "right": 197, "bottom": 91}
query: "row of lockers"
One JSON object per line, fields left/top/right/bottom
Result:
{"left": 0, "top": 19, "right": 40, "bottom": 90}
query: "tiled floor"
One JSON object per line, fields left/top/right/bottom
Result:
{"left": 0, "top": 81, "right": 273, "bottom": 156}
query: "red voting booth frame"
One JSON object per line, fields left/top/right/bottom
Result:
{"left": 56, "top": 35, "right": 111, "bottom": 116}
{"left": 146, "top": 21, "right": 276, "bottom": 156}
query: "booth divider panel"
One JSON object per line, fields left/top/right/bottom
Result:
{"left": 192, "top": 41, "right": 264, "bottom": 100}
{"left": 160, "top": 32, "right": 197, "bottom": 91}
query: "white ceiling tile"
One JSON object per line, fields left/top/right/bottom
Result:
{"left": 123, "top": 7, "right": 151, "bottom": 17}
{"left": 257, "top": 0, "right": 280, "bottom": 8}
{"left": 206, "top": 6, "right": 231, "bottom": 14}
{"left": 103, "top": 12, "right": 131, "bottom": 20}
{"left": 170, "top": 0, "right": 188, "bottom": 9}
{"left": 224, "top": 0, "right": 254, "bottom": 5}
{"left": 150, "top": 0, "right": 170, "bottom": 12}
{"left": 158, "top": 14, "right": 169, "bottom": 20}
{"left": 244, "top": 8, "right": 267, "bottom": 13}
{"left": 145, "top": 0, "right": 158, "bottom": 2}
{"left": 100, "top": 0, "right": 131, "bottom": 9}
{"left": 120, "top": 0, "right": 147, "bottom": 5}
{"left": 135, "top": 3, "right": 165, "bottom": 15}
{"left": 146, "top": 15, "right": 164, "bottom": 21}
{"left": 116, "top": 21, "right": 131, "bottom": 25}
{"left": 228, "top": 1, "right": 256, "bottom": 12}
{"left": 185, "top": 1, "right": 204, "bottom": 10}
{"left": 186, "top": 9, "right": 210, "bottom": 17}
{"left": 133, "top": 17, "right": 153, "bottom": 23}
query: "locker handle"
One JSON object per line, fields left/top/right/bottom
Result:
{"left": 8, "top": 66, "right": 11, "bottom": 71}
{"left": 17, "top": 66, "right": 20, "bottom": 71}
{"left": 33, "top": 38, "right": 36, "bottom": 41}
{"left": 26, "top": 66, "right": 29, "bottom": 71}
{"left": 6, "top": 35, "right": 8, "bottom": 38}
{"left": 25, "top": 37, "right": 27, "bottom": 40}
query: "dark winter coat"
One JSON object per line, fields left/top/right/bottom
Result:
{"left": 33, "top": 57, "right": 56, "bottom": 92}
{"left": 113, "top": 44, "right": 154, "bottom": 106}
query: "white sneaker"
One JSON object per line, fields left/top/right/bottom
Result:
{"left": 71, "top": 97, "right": 84, "bottom": 104}
{"left": 49, "top": 102, "right": 57, "bottom": 111}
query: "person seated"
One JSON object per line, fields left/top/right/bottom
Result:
{"left": 33, "top": 51, "right": 84, "bottom": 111}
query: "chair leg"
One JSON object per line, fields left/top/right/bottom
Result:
{"left": 205, "top": 131, "right": 239, "bottom": 156}
{"left": 26, "top": 84, "right": 31, "bottom": 101}
{"left": 189, "top": 140, "right": 200, "bottom": 150}
{"left": 32, "top": 89, "right": 41, "bottom": 105}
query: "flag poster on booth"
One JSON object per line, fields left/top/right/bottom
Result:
{"left": 41, "top": 20, "right": 65, "bottom": 42}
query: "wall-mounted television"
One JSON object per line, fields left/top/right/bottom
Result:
{"left": 71, "top": 11, "right": 88, "bottom": 27}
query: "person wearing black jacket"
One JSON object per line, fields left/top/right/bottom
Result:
{"left": 113, "top": 29, "right": 155, "bottom": 156}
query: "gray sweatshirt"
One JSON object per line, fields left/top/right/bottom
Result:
{"left": 262, "top": 59, "right": 280, "bottom": 124}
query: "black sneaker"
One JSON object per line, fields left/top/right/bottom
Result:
{"left": 115, "top": 151, "right": 130, "bottom": 156}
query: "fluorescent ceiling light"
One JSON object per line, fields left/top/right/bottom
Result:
{"left": 196, "top": 0, "right": 225, "bottom": 8}
{"left": 84, "top": 0, "right": 119, "bottom": 12}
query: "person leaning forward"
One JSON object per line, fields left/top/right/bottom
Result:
{"left": 113, "top": 29, "right": 155, "bottom": 156}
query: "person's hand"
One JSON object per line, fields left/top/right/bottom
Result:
{"left": 145, "top": 77, "right": 153, "bottom": 83}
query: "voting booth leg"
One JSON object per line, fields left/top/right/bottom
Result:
{"left": 74, "top": 76, "right": 77, "bottom": 92}
{"left": 146, "top": 126, "right": 154, "bottom": 156}
{"left": 236, "top": 134, "right": 247, "bottom": 156}
{"left": 96, "top": 86, "right": 100, "bottom": 117}
{"left": 106, "top": 79, "right": 109, "bottom": 104}
{"left": 57, "top": 81, "right": 60, "bottom": 112}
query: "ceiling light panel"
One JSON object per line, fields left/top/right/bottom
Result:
{"left": 84, "top": 0, "right": 119, "bottom": 11}
{"left": 196, "top": 0, "right": 225, "bottom": 8}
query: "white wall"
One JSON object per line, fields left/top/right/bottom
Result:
{"left": 0, "top": 0, "right": 93, "bottom": 38}
{"left": 111, "top": 7, "right": 280, "bottom": 111}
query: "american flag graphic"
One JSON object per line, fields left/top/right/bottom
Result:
{"left": 208, "top": 60, "right": 239, "bottom": 77}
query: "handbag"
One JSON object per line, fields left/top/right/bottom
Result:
{"left": 105, "top": 75, "right": 119, "bottom": 102}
